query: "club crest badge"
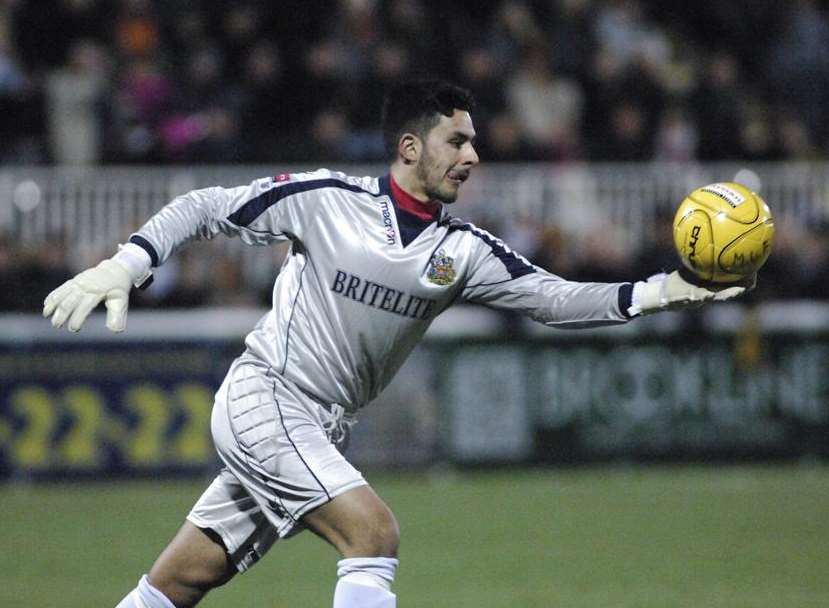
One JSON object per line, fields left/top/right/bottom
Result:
{"left": 427, "top": 249, "right": 456, "bottom": 285}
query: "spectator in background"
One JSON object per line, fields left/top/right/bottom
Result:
{"left": 239, "top": 40, "right": 289, "bottom": 162}
{"left": 218, "top": 3, "right": 265, "bottom": 75}
{"left": 284, "top": 107, "right": 362, "bottom": 163}
{"left": 800, "top": 222, "right": 829, "bottom": 299}
{"left": 304, "top": 39, "right": 351, "bottom": 125}
{"left": 487, "top": 0, "right": 544, "bottom": 72}
{"left": 543, "top": 0, "right": 596, "bottom": 81}
{"left": 11, "top": 0, "right": 112, "bottom": 73}
{"left": 110, "top": 57, "right": 173, "bottom": 162}
{"left": 506, "top": 44, "right": 584, "bottom": 160}
{"left": 456, "top": 47, "right": 507, "bottom": 124}
{"left": 691, "top": 52, "right": 744, "bottom": 160}
{"left": 0, "top": 7, "right": 26, "bottom": 96}
{"left": 594, "top": 0, "right": 649, "bottom": 66}
{"left": 768, "top": 0, "right": 829, "bottom": 145}
{"left": 592, "top": 100, "right": 651, "bottom": 161}
{"left": 207, "top": 257, "right": 260, "bottom": 307}
{"left": 303, "top": 0, "right": 382, "bottom": 120}
{"left": 339, "top": 37, "right": 411, "bottom": 158}
{"left": 777, "top": 113, "right": 820, "bottom": 160}
{"left": 105, "top": 0, "right": 169, "bottom": 162}
{"left": 531, "top": 224, "right": 580, "bottom": 279}
{"left": 342, "top": 40, "right": 407, "bottom": 159}
{"left": 737, "top": 101, "right": 781, "bottom": 162}
{"left": 575, "top": 231, "right": 635, "bottom": 284}
{"left": 594, "top": 0, "right": 671, "bottom": 80}
{"left": 164, "top": 8, "right": 212, "bottom": 63}
{"left": 634, "top": 207, "right": 679, "bottom": 278}
{"left": 156, "top": 249, "right": 209, "bottom": 309}
{"left": 582, "top": 35, "right": 664, "bottom": 158}
{"left": 479, "top": 112, "right": 542, "bottom": 162}
{"left": 653, "top": 105, "right": 698, "bottom": 162}
{"left": 115, "top": 0, "right": 161, "bottom": 60}
{"left": 0, "top": 5, "right": 44, "bottom": 162}
{"left": 45, "top": 40, "right": 110, "bottom": 164}
{"left": 158, "top": 43, "right": 244, "bottom": 162}
{"left": 581, "top": 46, "right": 626, "bottom": 157}
{"left": 0, "top": 233, "right": 22, "bottom": 311}
{"left": 16, "top": 233, "right": 73, "bottom": 311}
{"left": 755, "top": 218, "right": 829, "bottom": 301}
{"left": 382, "top": 0, "right": 440, "bottom": 76}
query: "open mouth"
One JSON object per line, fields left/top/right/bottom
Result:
{"left": 447, "top": 170, "right": 469, "bottom": 185}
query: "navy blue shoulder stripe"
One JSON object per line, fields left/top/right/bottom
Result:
{"left": 227, "top": 178, "right": 378, "bottom": 227}
{"left": 449, "top": 223, "right": 536, "bottom": 279}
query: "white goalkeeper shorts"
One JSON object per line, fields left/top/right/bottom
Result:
{"left": 186, "top": 356, "right": 366, "bottom": 572}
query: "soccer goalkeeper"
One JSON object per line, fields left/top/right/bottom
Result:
{"left": 44, "top": 79, "right": 747, "bottom": 608}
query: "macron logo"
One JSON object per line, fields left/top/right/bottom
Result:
{"left": 380, "top": 200, "right": 396, "bottom": 245}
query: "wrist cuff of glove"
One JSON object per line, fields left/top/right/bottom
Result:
{"left": 113, "top": 243, "right": 153, "bottom": 290}
{"left": 627, "top": 281, "right": 647, "bottom": 317}
{"left": 627, "top": 276, "right": 665, "bottom": 317}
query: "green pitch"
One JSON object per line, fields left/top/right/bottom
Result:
{"left": 3, "top": 465, "right": 828, "bottom": 607}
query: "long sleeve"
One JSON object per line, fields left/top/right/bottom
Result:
{"left": 128, "top": 170, "right": 335, "bottom": 266}
{"left": 457, "top": 223, "right": 632, "bottom": 328}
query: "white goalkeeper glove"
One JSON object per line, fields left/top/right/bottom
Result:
{"left": 43, "top": 243, "right": 153, "bottom": 333}
{"left": 628, "top": 270, "right": 750, "bottom": 316}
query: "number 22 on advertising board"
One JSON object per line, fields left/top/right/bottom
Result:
{"left": 1, "top": 382, "right": 214, "bottom": 472}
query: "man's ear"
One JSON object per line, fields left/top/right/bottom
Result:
{"left": 398, "top": 133, "right": 420, "bottom": 165}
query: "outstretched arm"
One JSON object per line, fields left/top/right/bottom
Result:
{"left": 459, "top": 227, "right": 748, "bottom": 328}
{"left": 43, "top": 170, "right": 331, "bottom": 333}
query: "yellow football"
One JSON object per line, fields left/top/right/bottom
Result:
{"left": 673, "top": 182, "right": 774, "bottom": 283}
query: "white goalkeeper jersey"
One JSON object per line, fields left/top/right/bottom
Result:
{"left": 129, "top": 169, "right": 633, "bottom": 412}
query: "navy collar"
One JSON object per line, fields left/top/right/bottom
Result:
{"left": 379, "top": 174, "right": 440, "bottom": 247}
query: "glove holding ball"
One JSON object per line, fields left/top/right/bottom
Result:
{"left": 630, "top": 182, "right": 773, "bottom": 316}
{"left": 628, "top": 270, "right": 753, "bottom": 316}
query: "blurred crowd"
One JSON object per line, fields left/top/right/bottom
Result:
{"left": 1, "top": 0, "right": 828, "bottom": 311}
{"left": 2, "top": 0, "right": 829, "bottom": 165}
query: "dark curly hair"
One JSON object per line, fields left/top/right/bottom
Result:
{"left": 381, "top": 79, "right": 475, "bottom": 161}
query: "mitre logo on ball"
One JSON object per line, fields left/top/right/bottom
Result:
{"left": 673, "top": 182, "right": 774, "bottom": 283}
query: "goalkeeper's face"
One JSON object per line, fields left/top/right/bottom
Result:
{"left": 415, "top": 110, "right": 479, "bottom": 203}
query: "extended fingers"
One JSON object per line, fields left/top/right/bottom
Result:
{"left": 105, "top": 291, "right": 128, "bottom": 332}
{"left": 49, "top": 287, "right": 83, "bottom": 329}
{"left": 712, "top": 285, "right": 746, "bottom": 302}
{"left": 67, "top": 293, "right": 103, "bottom": 332}
{"left": 43, "top": 282, "right": 74, "bottom": 318}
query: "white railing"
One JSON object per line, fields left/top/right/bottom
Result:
{"left": 2, "top": 162, "right": 827, "bottom": 265}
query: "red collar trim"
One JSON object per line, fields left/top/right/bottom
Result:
{"left": 390, "top": 176, "right": 441, "bottom": 221}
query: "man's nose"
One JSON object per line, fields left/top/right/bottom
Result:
{"left": 463, "top": 143, "right": 479, "bottom": 166}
